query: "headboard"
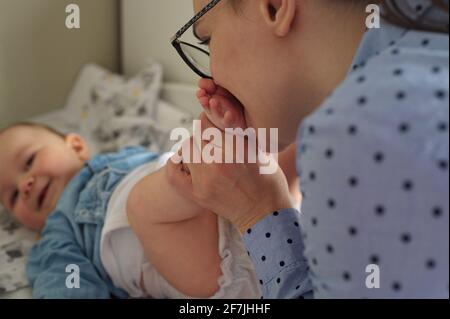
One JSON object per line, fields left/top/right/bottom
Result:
{"left": 121, "top": 0, "right": 198, "bottom": 85}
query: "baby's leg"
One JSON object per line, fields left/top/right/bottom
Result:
{"left": 127, "top": 167, "right": 222, "bottom": 298}
{"left": 197, "top": 79, "right": 247, "bottom": 130}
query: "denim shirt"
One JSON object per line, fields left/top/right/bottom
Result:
{"left": 26, "top": 147, "right": 159, "bottom": 299}
{"left": 243, "top": 18, "right": 449, "bottom": 298}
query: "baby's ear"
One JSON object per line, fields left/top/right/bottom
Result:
{"left": 65, "top": 133, "right": 91, "bottom": 161}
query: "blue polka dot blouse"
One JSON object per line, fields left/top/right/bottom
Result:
{"left": 242, "top": 17, "right": 449, "bottom": 298}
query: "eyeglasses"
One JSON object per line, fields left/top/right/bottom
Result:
{"left": 171, "top": 0, "right": 222, "bottom": 79}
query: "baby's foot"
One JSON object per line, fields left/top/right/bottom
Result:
{"left": 197, "top": 79, "right": 247, "bottom": 130}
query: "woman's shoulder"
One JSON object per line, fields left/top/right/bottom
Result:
{"left": 299, "top": 32, "right": 448, "bottom": 176}
{"left": 304, "top": 30, "right": 448, "bottom": 149}
{"left": 331, "top": 31, "right": 447, "bottom": 117}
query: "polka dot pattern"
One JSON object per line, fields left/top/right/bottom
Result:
{"left": 295, "top": 27, "right": 448, "bottom": 298}
{"left": 242, "top": 13, "right": 448, "bottom": 299}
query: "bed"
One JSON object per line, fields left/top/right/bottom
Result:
{"left": 0, "top": 68, "right": 200, "bottom": 299}
{"left": 0, "top": 1, "right": 201, "bottom": 299}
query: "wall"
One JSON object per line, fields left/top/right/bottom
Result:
{"left": 121, "top": 0, "right": 198, "bottom": 84}
{"left": 0, "top": 0, "right": 120, "bottom": 128}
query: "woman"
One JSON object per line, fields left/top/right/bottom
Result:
{"left": 170, "top": 0, "right": 449, "bottom": 298}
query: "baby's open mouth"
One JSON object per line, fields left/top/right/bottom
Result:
{"left": 38, "top": 182, "right": 50, "bottom": 210}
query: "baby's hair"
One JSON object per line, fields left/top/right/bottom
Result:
{"left": 0, "top": 122, "right": 66, "bottom": 139}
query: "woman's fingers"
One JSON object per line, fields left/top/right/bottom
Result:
{"left": 169, "top": 118, "right": 294, "bottom": 231}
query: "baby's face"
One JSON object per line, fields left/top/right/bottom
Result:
{"left": 0, "top": 126, "right": 90, "bottom": 231}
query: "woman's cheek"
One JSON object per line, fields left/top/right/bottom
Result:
{"left": 209, "top": 51, "right": 222, "bottom": 82}
{"left": 210, "top": 44, "right": 232, "bottom": 86}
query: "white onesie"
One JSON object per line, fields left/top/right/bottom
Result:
{"left": 100, "top": 154, "right": 261, "bottom": 299}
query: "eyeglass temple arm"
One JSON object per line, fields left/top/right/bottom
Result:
{"left": 171, "top": 0, "right": 222, "bottom": 41}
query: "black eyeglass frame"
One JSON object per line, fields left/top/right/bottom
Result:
{"left": 171, "top": 0, "right": 222, "bottom": 79}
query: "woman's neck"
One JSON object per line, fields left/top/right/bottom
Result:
{"left": 289, "top": 1, "right": 368, "bottom": 118}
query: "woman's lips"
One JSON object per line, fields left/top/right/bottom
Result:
{"left": 38, "top": 182, "right": 50, "bottom": 210}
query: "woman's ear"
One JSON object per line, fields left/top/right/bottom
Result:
{"left": 259, "top": 0, "right": 297, "bottom": 37}
{"left": 65, "top": 133, "right": 91, "bottom": 161}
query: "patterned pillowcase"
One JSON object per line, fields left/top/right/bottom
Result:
{"left": 0, "top": 206, "right": 37, "bottom": 295}
{"left": 65, "top": 62, "right": 197, "bottom": 154}
{"left": 84, "top": 63, "right": 165, "bottom": 153}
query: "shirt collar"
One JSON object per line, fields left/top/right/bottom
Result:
{"left": 350, "top": 0, "right": 448, "bottom": 72}
{"left": 350, "top": 20, "right": 408, "bottom": 72}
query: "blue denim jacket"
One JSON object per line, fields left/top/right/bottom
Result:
{"left": 26, "top": 147, "right": 159, "bottom": 299}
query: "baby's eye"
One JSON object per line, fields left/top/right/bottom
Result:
{"left": 25, "top": 154, "right": 35, "bottom": 170}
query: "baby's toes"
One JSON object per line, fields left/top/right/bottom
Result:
{"left": 198, "top": 78, "right": 217, "bottom": 95}
{"left": 198, "top": 96, "right": 211, "bottom": 109}
{"left": 212, "top": 95, "right": 246, "bottom": 129}
{"left": 196, "top": 88, "right": 208, "bottom": 99}
{"left": 208, "top": 98, "right": 228, "bottom": 131}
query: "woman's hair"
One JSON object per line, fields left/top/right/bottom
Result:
{"left": 229, "top": 0, "right": 449, "bottom": 33}
{"left": 382, "top": 0, "right": 449, "bottom": 33}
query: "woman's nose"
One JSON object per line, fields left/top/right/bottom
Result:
{"left": 20, "top": 176, "right": 35, "bottom": 198}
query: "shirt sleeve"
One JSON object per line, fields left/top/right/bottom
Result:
{"left": 242, "top": 208, "right": 313, "bottom": 299}
{"left": 26, "top": 211, "right": 111, "bottom": 299}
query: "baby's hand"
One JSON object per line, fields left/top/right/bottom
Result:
{"left": 197, "top": 79, "right": 247, "bottom": 130}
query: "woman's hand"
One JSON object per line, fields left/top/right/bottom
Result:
{"left": 167, "top": 112, "right": 295, "bottom": 234}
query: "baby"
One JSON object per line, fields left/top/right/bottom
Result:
{"left": 0, "top": 82, "right": 299, "bottom": 299}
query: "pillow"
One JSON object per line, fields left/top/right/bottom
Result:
{"left": 90, "top": 99, "right": 195, "bottom": 153}
{"left": 34, "top": 62, "right": 196, "bottom": 154}
{"left": 80, "top": 63, "right": 164, "bottom": 152}
{"left": 81, "top": 63, "right": 195, "bottom": 153}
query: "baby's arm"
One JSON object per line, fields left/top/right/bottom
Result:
{"left": 27, "top": 211, "right": 113, "bottom": 298}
